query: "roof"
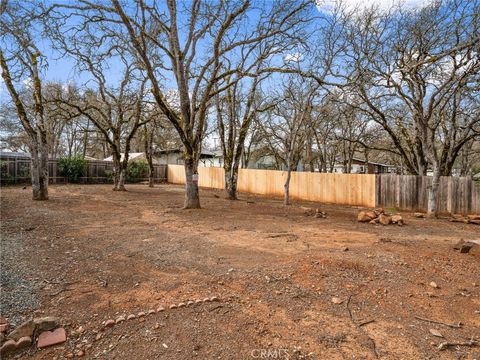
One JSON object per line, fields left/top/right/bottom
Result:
{"left": 103, "top": 153, "right": 145, "bottom": 162}
{"left": 0, "top": 151, "right": 31, "bottom": 159}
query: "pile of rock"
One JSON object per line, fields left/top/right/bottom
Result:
{"left": 357, "top": 208, "right": 404, "bottom": 226}
{"left": 0, "top": 316, "right": 65, "bottom": 357}
{"left": 449, "top": 214, "right": 480, "bottom": 225}
{"left": 302, "top": 207, "right": 327, "bottom": 218}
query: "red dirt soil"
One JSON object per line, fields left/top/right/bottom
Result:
{"left": 1, "top": 184, "right": 479, "bottom": 360}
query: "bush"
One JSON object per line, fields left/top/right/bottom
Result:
{"left": 127, "top": 160, "right": 148, "bottom": 182}
{"left": 58, "top": 156, "right": 87, "bottom": 183}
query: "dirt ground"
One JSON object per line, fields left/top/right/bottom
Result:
{"left": 1, "top": 184, "right": 479, "bottom": 360}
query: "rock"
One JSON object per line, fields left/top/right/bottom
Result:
{"left": 37, "top": 328, "right": 67, "bottom": 348}
{"left": 453, "top": 239, "right": 465, "bottom": 250}
{"left": 0, "top": 339, "right": 17, "bottom": 356}
{"left": 95, "top": 333, "right": 103, "bottom": 341}
{"left": 0, "top": 323, "right": 8, "bottom": 333}
{"left": 187, "top": 301, "right": 194, "bottom": 306}
{"left": 126, "top": 314, "right": 136, "bottom": 320}
{"left": 156, "top": 306, "right": 165, "bottom": 312}
{"left": 203, "top": 297, "right": 211, "bottom": 302}
{"left": 366, "top": 211, "right": 377, "bottom": 219}
{"left": 195, "top": 299, "right": 202, "bottom": 304}
{"left": 7, "top": 320, "right": 35, "bottom": 341}
{"left": 137, "top": 312, "right": 146, "bottom": 317}
{"left": 104, "top": 320, "right": 115, "bottom": 328}
{"left": 178, "top": 303, "right": 186, "bottom": 308}
{"left": 374, "top": 208, "right": 384, "bottom": 216}
{"left": 378, "top": 214, "right": 392, "bottom": 225}
{"left": 66, "top": 352, "right": 74, "bottom": 358}
{"left": 147, "top": 309, "right": 155, "bottom": 315}
{"left": 169, "top": 304, "right": 177, "bottom": 309}
{"left": 75, "top": 349, "right": 85, "bottom": 357}
{"left": 210, "top": 296, "right": 220, "bottom": 302}
{"left": 391, "top": 214, "right": 404, "bottom": 225}
{"left": 34, "top": 317, "right": 60, "bottom": 332}
{"left": 76, "top": 326, "right": 85, "bottom": 334}
{"left": 460, "top": 242, "right": 477, "bottom": 253}
{"left": 429, "top": 329, "right": 443, "bottom": 338}
{"left": 115, "top": 316, "right": 126, "bottom": 324}
{"left": 369, "top": 219, "right": 378, "bottom": 225}
{"left": 331, "top": 297, "right": 343, "bottom": 305}
{"left": 413, "top": 212, "right": 425, "bottom": 218}
{"left": 429, "top": 281, "right": 439, "bottom": 289}
{"left": 342, "top": 247, "right": 349, "bottom": 252}
{"left": 357, "top": 211, "right": 373, "bottom": 222}
{"left": 16, "top": 336, "right": 32, "bottom": 350}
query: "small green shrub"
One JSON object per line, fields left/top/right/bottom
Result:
{"left": 127, "top": 160, "right": 148, "bottom": 182}
{"left": 58, "top": 156, "right": 87, "bottom": 183}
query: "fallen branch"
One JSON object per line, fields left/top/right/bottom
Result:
{"left": 438, "top": 338, "right": 477, "bottom": 351}
{"left": 358, "top": 319, "right": 375, "bottom": 327}
{"left": 414, "top": 316, "right": 462, "bottom": 328}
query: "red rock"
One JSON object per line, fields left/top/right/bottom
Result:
{"left": 16, "top": 336, "right": 32, "bottom": 350}
{"left": 104, "top": 320, "right": 115, "bottom": 328}
{"left": 37, "top": 328, "right": 67, "bottom": 348}
{"left": 0, "top": 339, "right": 17, "bottom": 356}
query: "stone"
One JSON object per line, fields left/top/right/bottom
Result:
{"left": 66, "top": 352, "right": 74, "bottom": 358}
{"left": 37, "top": 328, "right": 67, "bottom": 348}
{"left": 413, "top": 212, "right": 425, "bottom": 218}
{"left": 453, "top": 239, "right": 465, "bottom": 250}
{"left": 0, "top": 339, "right": 17, "bottom": 356}
{"left": 77, "top": 326, "right": 85, "bottom": 334}
{"left": 126, "top": 314, "right": 136, "bottom": 320}
{"left": 391, "top": 214, "right": 404, "bottom": 225}
{"left": 95, "top": 333, "right": 103, "bottom": 341}
{"left": 429, "top": 281, "right": 439, "bottom": 289}
{"left": 357, "top": 211, "right": 373, "bottom": 222}
{"left": 460, "top": 242, "right": 477, "bottom": 253}
{"left": 429, "top": 329, "right": 443, "bottom": 338}
{"left": 75, "top": 349, "right": 85, "bottom": 357}
{"left": 104, "top": 320, "right": 115, "bottom": 328}
{"left": 169, "top": 304, "right": 177, "bottom": 309}
{"left": 369, "top": 219, "right": 378, "bottom": 225}
{"left": 147, "top": 309, "right": 155, "bottom": 315}
{"left": 0, "top": 323, "right": 8, "bottom": 333}
{"left": 137, "top": 312, "right": 146, "bottom": 318}
{"left": 178, "top": 303, "right": 186, "bottom": 308}
{"left": 34, "top": 316, "right": 60, "bottom": 332}
{"left": 195, "top": 299, "right": 202, "bottom": 304}
{"left": 378, "top": 214, "right": 392, "bottom": 225}
{"left": 331, "top": 297, "right": 343, "bottom": 305}
{"left": 187, "top": 301, "right": 194, "bottom": 306}
{"left": 16, "top": 336, "right": 32, "bottom": 350}
{"left": 366, "top": 211, "right": 377, "bottom": 219}
{"left": 156, "top": 306, "right": 165, "bottom": 313}
{"left": 203, "top": 297, "right": 211, "bottom": 302}
{"left": 7, "top": 320, "right": 35, "bottom": 341}
{"left": 115, "top": 316, "right": 126, "bottom": 324}
{"left": 374, "top": 208, "right": 384, "bottom": 216}
{"left": 210, "top": 296, "right": 220, "bottom": 302}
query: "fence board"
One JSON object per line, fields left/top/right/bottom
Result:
{"left": 375, "top": 174, "right": 480, "bottom": 215}
{"left": 167, "top": 164, "right": 376, "bottom": 207}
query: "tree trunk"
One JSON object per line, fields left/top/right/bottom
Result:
{"left": 284, "top": 161, "right": 292, "bottom": 206}
{"left": 30, "top": 132, "right": 49, "bottom": 200}
{"left": 427, "top": 164, "right": 440, "bottom": 217}
{"left": 116, "top": 165, "right": 127, "bottom": 191}
{"left": 225, "top": 168, "right": 238, "bottom": 200}
{"left": 184, "top": 157, "right": 201, "bottom": 209}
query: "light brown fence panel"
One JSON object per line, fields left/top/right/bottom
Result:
{"left": 167, "top": 165, "right": 376, "bottom": 207}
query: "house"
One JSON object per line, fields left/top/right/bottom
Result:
{"left": 154, "top": 149, "right": 223, "bottom": 167}
{"left": 333, "top": 158, "right": 396, "bottom": 174}
{"left": 103, "top": 152, "right": 148, "bottom": 162}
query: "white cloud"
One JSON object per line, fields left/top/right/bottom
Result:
{"left": 283, "top": 53, "right": 303, "bottom": 64}
{"left": 317, "top": 0, "right": 431, "bottom": 14}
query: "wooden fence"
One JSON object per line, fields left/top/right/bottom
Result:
{"left": 375, "top": 174, "right": 480, "bottom": 214}
{"left": 0, "top": 155, "right": 167, "bottom": 184}
{"left": 167, "top": 164, "right": 376, "bottom": 207}
{"left": 168, "top": 165, "right": 479, "bottom": 214}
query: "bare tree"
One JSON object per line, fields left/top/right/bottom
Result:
{"left": 339, "top": 0, "right": 480, "bottom": 215}
{"left": 0, "top": 2, "right": 50, "bottom": 200}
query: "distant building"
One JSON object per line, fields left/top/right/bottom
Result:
{"left": 154, "top": 149, "right": 223, "bottom": 167}
{"left": 103, "top": 152, "right": 147, "bottom": 162}
{"left": 333, "top": 158, "right": 396, "bottom": 174}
